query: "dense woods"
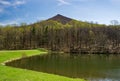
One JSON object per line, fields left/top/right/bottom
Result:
{"left": 0, "top": 15, "right": 120, "bottom": 54}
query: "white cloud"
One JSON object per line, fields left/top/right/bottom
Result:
{"left": 0, "top": 0, "right": 26, "bottom": 6}
{"left": 0, "top": 18, "right": 21, "bottom": 26}
{"left": 57, "top": 0, "right": 96, "bottom": 6}
{"left": 0, "top": 0, "right": 26, "bottom": 13}
{"left": 70, "top": 0, "right": 96, "bottom": 2}
{"left": 12, "top": 0, "right": 26, "bottom": 6}
{"left": 71, "top": 0, "right": 91, "bottom": 2}
{"left": 0, "top": 0, "right": 11, "bottom": 5}
{"left": 57, "top": 0, "right": 70, "bottom": 6}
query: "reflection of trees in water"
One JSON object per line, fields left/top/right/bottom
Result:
{"left": 6, "top": 54, "right": 120, "bottom": 80}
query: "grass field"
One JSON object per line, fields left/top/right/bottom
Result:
{"left": 0, "top": 50, "right": 85, "bottom": 81}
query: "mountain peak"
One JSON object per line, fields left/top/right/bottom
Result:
{"left": 56, "top": 14, "right": 63, "bottom": 17}
{"left": 48, "top": 14, "right": 72, "bottom": 24}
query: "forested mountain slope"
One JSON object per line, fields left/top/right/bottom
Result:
{"left": 0, "top": 14, "right": 120, "bottom": 54}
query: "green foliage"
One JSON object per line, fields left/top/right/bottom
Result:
{"left": 0, "top": 50, "right": 85, "bottom": 81}
{"left": 0, "top": 17, "right": 120, "bottom": 54}
{"left": 37, "top": 48, "right": 48, "bottom": 52}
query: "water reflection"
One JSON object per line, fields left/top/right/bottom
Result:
{"left": 6, "top": 53, "right": 120, "bottom": 81}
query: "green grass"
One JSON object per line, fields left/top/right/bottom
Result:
{"left": 0, "top": 50, "right": 85, "bottom": 81}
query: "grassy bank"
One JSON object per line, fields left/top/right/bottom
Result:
{"left": 0, "top": 50, "right": 85, "bottom": 81}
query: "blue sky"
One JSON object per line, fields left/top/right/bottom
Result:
{"left": 0, "top": 0, "right": 120, "bottom": 25}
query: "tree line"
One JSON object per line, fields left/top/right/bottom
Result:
{"left": 0, "top": 20, "right": 120, "bottom": 54}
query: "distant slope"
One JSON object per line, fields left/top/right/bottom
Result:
{"left": 47, "top": 14, "right": 72, "bottom": 24}
{"left": 31, "top": 14, "right": 104, "bottom": 28}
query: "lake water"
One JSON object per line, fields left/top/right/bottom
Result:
{"left": 6, "top": 53, "right": 120, "bottom": 81}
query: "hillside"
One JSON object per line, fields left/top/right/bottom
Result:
{"left": 47, "top": 14, "right": 72, "bottom": 24}
{"left": 0, "top": 14, "right": 120, "bottom": 54}
{"left": 33, "top": 14, "right": 103, "bottom": 28}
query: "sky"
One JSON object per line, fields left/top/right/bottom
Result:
{"left": 0, "top": 0, "right": 120, "bottom": 25}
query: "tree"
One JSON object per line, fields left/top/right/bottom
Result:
{"left": 110, "top": 20, "right": 119, "bottom": 26}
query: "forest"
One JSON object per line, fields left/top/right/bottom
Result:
{"left": 0, "top": 14, "right": 120, "bottom": 54}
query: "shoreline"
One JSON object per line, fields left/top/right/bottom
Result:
{"left": 2, "top": 52, "right": 47, "bottom": 66}
{"left": 0, "top": 50, "right": 85, "bottom": 81}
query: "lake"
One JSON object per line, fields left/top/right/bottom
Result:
{"left": 6, "top": 53, "right": 120, "bottom": 81}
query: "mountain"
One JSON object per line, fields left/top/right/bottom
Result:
{"left": 47, "top": 14, "right": 73, "bottom": 24}
{"left": 32, "top": 14, "right": 104, "bottom": 28}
